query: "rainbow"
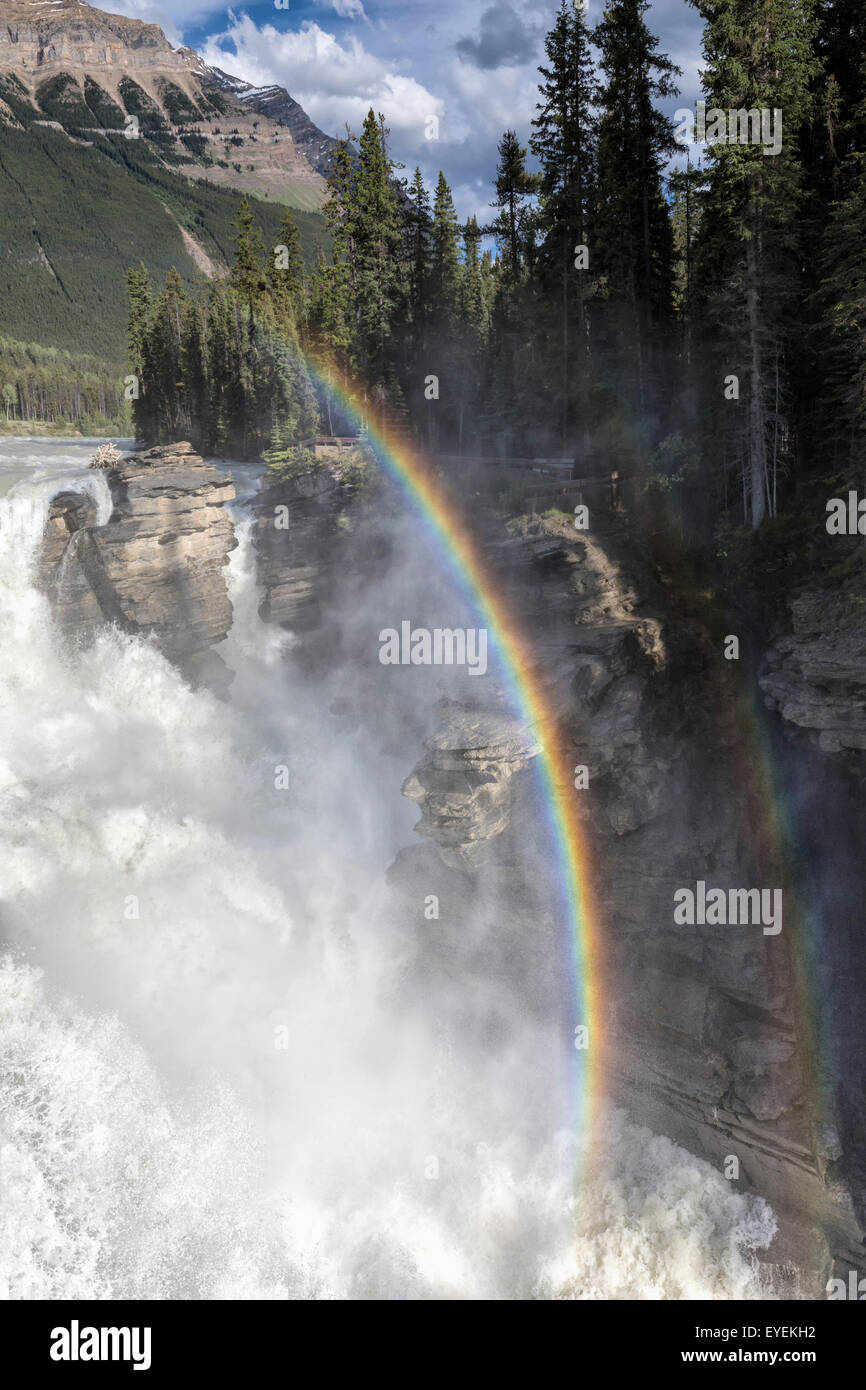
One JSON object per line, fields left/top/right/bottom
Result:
{"left": 299, "top": 359, "right": 606, "bottom": 1151}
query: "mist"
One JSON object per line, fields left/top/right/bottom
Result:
{"left": 0, "top": 441, "right": 776, "bottom": 1299}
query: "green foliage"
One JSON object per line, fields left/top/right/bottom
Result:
{"left": 35, "top": 73, "right": 93, "bottom": 131}
{"left": 689, "top": 0, "right": 820, "bottom": 528}
{"left": 0, "top": 72, "right": 37, "bottom": 126}
{"left": 230, "top": 196, "right": 267, "bottom": 308}
{"left": 593, "top": 0, "right": 680, "bottom": 408}
{"left": 267, "top": 208, "right": 307, "bottom": 335}
{"left": 490, "top": 130, "right": 539, "bottom": 284}
{"left": 332, "top": 445, "right": 374, "bottom": 489}
{"left": 0, "top": 335, "right": 129, "bottom": 429}
{"left": 530, "top": 0, "right": 597, "bottom": 437}
{"left": 155, "top": 80, "right": 202, "bottom": 126}
{"left": 646, "top": 435, "right": 701, "bottom": 493}
{"left": 430, "top": 171, "right": 461, "bottom": 331}
{"left": 83, "top": 77, "right": 126, "bottom": 129}
{"left": 117, "top": 77, "right": 173, "bottom": 142}
{"left": 0, "top": 124, "right": 324, "bottom": 361}
{"left": 130, "top": 230, "right": 321, "bottom": 458}
{"left": 263, "top": 439, "right": 320, "bottom": 480}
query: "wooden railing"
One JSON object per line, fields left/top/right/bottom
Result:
{"left": 519, "top": 471, "right": 635, "bottom": 513}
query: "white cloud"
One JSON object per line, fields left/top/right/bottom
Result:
{"left": 98, "top": 0, "right": 223, "bottom": 48}
{"left": 327, "top": 0, "right": 368, "bottom": 18}
{"left": 447, "top": 54, "right": 540, "bottom": 143}
{"left": 200, "top": 15, "right": 443, "bottom": 150}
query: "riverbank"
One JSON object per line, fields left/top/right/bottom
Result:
{"left": 0, "top": 420, "right": 125, "bottom": 438}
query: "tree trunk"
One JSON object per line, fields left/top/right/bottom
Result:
{"left": 746, "top": 229, "right": 767, "bottom": 529}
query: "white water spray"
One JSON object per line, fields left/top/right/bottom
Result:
{"left": 0, "top": 441, "right": 777, "bottom": 1299}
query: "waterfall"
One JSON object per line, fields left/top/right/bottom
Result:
{"left": 0, "top": 441, "right": 777, "bottom": 1300}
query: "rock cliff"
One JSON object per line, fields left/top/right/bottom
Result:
{"left": 761, "top": 581, "right": 866, "bottom": 760}
{"left": 386, "top": 511, "right": 864, "bottom": 1293}
{"left": 38, "top": 441, "right": 237, "bottom": 684}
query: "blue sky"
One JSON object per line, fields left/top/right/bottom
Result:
{"left": 109, "top": 0, "right": 705, "bottom": 220}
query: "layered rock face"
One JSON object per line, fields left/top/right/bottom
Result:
{"left": 762, "top": 586, "right": 866, "bottom": 759}
{"left": 204, "top": 67, "right": 342, "bottom": 180}
{"left": 38, "top": 442, "right": 237, "bottom": 682}
{"left": 759, "top": 565, "right": 866, "bottom": 1268}
{"left": 402, "top": 708, "right": 540, "bottom": 868}
{"left": 248, "top": 467, "right": 356, "bottom": 633}
{"left": 0, "top": 0, "right": 328, "bottom": 208}
{"left": 0, "top": 0, "right": 197, "bottom": 85}
{"left": 391, "top": 511, "right": 864, "bottom": 1293}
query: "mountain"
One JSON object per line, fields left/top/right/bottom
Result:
{"left": 203, "top": 67, "right": 343, "bottom": 181}
{"left": 0, "top": 0, "right": 330, "bottom": 210}
{"left": 0, "top": 0, "right": 336, "bottom": 366}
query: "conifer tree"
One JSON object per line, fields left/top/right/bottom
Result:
{"left": 353, "top": 109, "right": 403, "bottom": 386}
{"left": 690, "top": 0, "right": 819, "bottom": 526}
{"left": 145, "top": 268, "right": 188, "bottom": 439}
{"left": 229, "top": 196, "right": 266, "bottom": 312}
{"left": 126, "top": 263, "right": 152, "bottom": 438}
{"left": 406, "top": 167, "right": 433, "bottom": 333}
{"left": 490, "top": 130, "right": 539, "bottom": 285}
{"left": 593, "top": 0, "right": 680, "bottom": 415}
{"left": 126, "top": 263, "right": 152, "bottom": 379}
{"left": 459, "top": 216, "right": 487, "bottom": 342}
{"left": 268, "top": 208, "right": 306, "bottom": 337}
{"left": 430, "top": 171, "right": 461, "bottom": 335}
{"left": 814, "top": 143, "right": 866, "bottom": 470}
{"left": 531, "top": 0, "right": 597, "bottom": 431}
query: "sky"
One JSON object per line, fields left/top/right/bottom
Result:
{"left": 106, "top": 0, "right": 705, "bottom": 221}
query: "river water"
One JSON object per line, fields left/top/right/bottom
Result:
{"left": 0, "top": 438, "right": 777, "bottom": 1299}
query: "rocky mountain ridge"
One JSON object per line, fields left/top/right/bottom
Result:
{"left": 0, "top": 0, "right": 329, "bottom": 210}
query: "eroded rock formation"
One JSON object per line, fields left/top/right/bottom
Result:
{"left": 38, "top": 441, "right": 236, "bottom": 684}
{"left": 762, "top": 585, "right": 866, "bottom": 759}
{"left": 248, "top": 466, "right": 357, "bottom": 633}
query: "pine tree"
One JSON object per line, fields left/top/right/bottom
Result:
{"left": 126, "top": 263, "right": 152, "bottom": 438}
{"left": 145, "top": 268, "right": 188, "bottom": 439}
{"left": 406, "top": 167, "right": 433, "bottom": 333}
{"left": 690, "top": 0, "right": 820, "bottom": 527}
{"left": 812, "top": 0, "right": 866, "bottom": 200}
{"left": 430, "top": 171, "right": 461, "bottom": 334}
{"left": 268, "top": 208, "right": 306, "bottom": 337}
{"left": 531, "top": 0, "right": 597, "bottom": 434}
{"left": 593, "top": 0, "right": 680, "bottom": 413}
{"left": 317, "top": 136, "right": 359, "bottom": 388}
{"left": 490, "top": 130, "right": 539, "bottom": 285}
{"left": 459, "top": 216, "right": 487, "bottom": 341}
{"left": 668, "top": 159, "right": 705, "bottom": 346}
{"left": 126, "top": 263, "right": 152, "bottom": 378}
{"left": 181, "top": 295, "right": 208, "bottom": 444}
{"left": 814, "top": 145, "right": 866, "bottom": 471}
{"left": 309, "top": 247, "right": 351, "bottom": 375}
{"left": 229, "top": 196, "right": 267, "bottom": 311}
{"left": 353, "top": 109, "right": 403, "bottom": 387}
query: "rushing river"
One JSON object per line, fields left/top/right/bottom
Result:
{"left": 0, "top": 438, "right": 777, "bottom": 1299}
